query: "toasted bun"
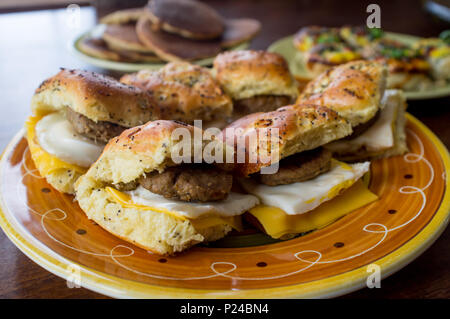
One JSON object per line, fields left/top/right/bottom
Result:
{"left": 75, "top": 120, "right": 233, "bottom": 254}
{"left": 75, "top": 182, "right": 232, "bottom": 255}
{"left": 213, "top": 50, "right": 299, "bottom": 100}
{"left": 78, "top": 120, "right": 231, "bottom": 185}
{"left": 222, "top": 104, "right": 352, "bottom": 176}
{"left": 99, "top": 7, "right": 145, "bottom": 25}
{"left": 298, "top": 60, "right": 388, "bottom": 127}
{"left": 31, "top": 69, "right": 161, "bottom": 127}
{"left": 43, "top": 169, "right": 83, "bottom": 194}
{"left": 120, "top": 62, "right": 233, "bottom": 123}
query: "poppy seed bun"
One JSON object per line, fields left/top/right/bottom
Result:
{"left": 120, "top": 62, "right": 232, "bottom": 123}
{"left": 298, "top": 60, "right": 388, "bottom": 128}
{"left": 146, "top": 0, "right": 225, "bottom": 40}
{"left": 74, "top": 120, "right": 235, "bottom": 255}
{"left": 31, "top": 69, "right": 161, "bottom": 127}
{"left": 213, "top": 50, "right": 299, "bottom": 101}
{"left": 222, "top": 104, "right": 352, "bottom": 176}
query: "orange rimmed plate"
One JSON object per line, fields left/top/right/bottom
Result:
{"left": 0, "top": 113, "right": 449, "bottom": 298}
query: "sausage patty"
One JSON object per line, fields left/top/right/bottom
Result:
{"left": 66, "top": 107, "right": 127, "bottom": 143}
{"left": 234, "top": 95, "right": 293, "bottom": 115}
{"left": 257, "top": 147, "right": 332, "bottom": 186}
{"left": 139, "top": 164, "right": 233, "bottom": 202}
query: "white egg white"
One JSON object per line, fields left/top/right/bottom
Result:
{"left": 35, "top": 112, "right": 105, "bottom": 167}
{"left": 128, "top": 186, "right": 260, "bottom": 219}
{"left": 239, "top": 161, "right": 371, "bottom": 215}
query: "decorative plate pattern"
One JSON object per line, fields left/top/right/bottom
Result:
{"left": 0, "top": 114, "right": 449, "bottom": 298}
{"left": 70, "top": 31, "right": 249, "bottom": 72}
{"left": 268, "top": 32, "right": 450, "bottom": 100}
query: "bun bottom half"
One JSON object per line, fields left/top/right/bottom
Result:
{"left": 75, "top": 176, "right": 232, "bottom": 255}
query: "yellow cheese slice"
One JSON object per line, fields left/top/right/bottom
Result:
{"left": 105, "top": 186, "right": 243, "bottom": 231}
{"left": 25, "top": 115, "right": 86, "bottom": 176}
{"left": 248, "top": 180, "right": 378, "bottom": 239}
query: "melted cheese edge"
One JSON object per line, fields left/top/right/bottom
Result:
{"left": 249, "top": 180, "right": 378, "bottom": 239}
{"left": 35, "top": 112, "right": 104, "bottom": 168}
{"left": 106, "top": 186, "right": 260, "bottom": 231}
{"left": 25, "top": 115, "right": 86, "bottom": 176}
{"left": 240, "top": 160, "right": 370, "bottom": 215}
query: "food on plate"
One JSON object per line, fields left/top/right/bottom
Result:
{"left": 120, "top": 62, "right": 233, "bottom": 127}
{"left": 78, "top": 37, "right": 123, "bottom": 62}
{"left": 102, "top": 23, "right": 156, "bottom": 54}
{"left": 79, "top": 33, "right": 162, "bottom": 63}
{"left": 99, "top": 7, "right": 145, "bottom": 25}
{"left": 74, "top": 120, "right": 259, "bottom": 255}
{"left": 222, "top": 104, "right": 377, "bottom": 239}
{"left": 339, "top": 25, "right": 384, "bottom": 48}
{"left": 293, "top": 26, "right": 361, "bottom": 77}
{"left": 292, "top": 25, "right": 449, "bottom": 91}
{"left": 221, "top": 19, "right": 262, "bottom": 48}
{"left": 26, "top": 69, "right": 164, "bottom": 194}
{"left": 213, "top": 50, "right": 299, "bottom": 117}
{"left": 293, "top": 26, "right": 342, "bottom": 52}
{"left": 303, "top": 42, "right": 361, "bottom": 78}
{"left": 361, "top": 38, "right": 433, "bottom": 91}
{"left": 413, "top": 31, "right": 450, "bottom": 81}
{"left": 135, "top": 16, "right": 223, "bottom": 61}
{"left": 78, "top": 1, "right": 261, "bottom": 64}
{"left": 146, "top": 0, "right": 225, "bottom": 40}
{"left": 298, "top": 60, "right": 407, "bottom": 161}
{"left": 298, "top": 61, "right": 387, "bottom": 128}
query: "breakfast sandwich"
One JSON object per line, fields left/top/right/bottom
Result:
{"left": 26, "top": 69, "right": 163, "bottom": 194}
{"left": 298, "top": 60, "right": 408, "bottom": 161}
{"left": 74, "top": 120, "right": 259, "bottom": 255}
{"left": 213, "top": 50, "right": 299, "bottom": 117}
{"left": 120, "top": 62, "right": 233, "bottom": 128}
{"left": 222, "top": 104, "right": 378, "bottom": 239}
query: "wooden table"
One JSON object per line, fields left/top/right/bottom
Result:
{"left": 0, "top": 1, "right": 449, "bottom": 298}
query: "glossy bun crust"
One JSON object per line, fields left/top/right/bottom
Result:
{"left": 298, "top": 60, "right": 387, "bottom": 127}
{"left": 120, "top": 62, "right": 232, "bottom": 123}
{"left": 31, "top": 69, "right": 162, "bottom": 127}
{"left": 222, "top": 104, "right": 352, "bottom": 176}
{"left": 213, "top": 50, "right": 299, "bottom": 100}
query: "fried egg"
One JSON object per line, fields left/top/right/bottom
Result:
{"left": 239, "top": 160, "right": 370, "bottom": 215}
{"left": 35, "top": 112, "right": 104, "bottom": 168}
